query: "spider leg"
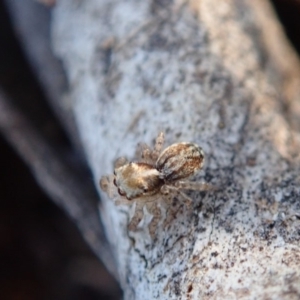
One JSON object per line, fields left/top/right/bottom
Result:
{"left": 115, "top": 197, "right": 133, "bottom": 206}
{"left": 128, "top": 201, "right": 144, "bottom": 232}
{"left": 160, "top": 192, "right": 178, "bottom": 229}
{"left": 114, "top": 157, "right": 128, "bottom": 169}
{"left": 135, "top": 142, "right": 145, "bottom": 161}
{"left": 160, "top": 185, "right": 192, "bottom": 229}
{"left": 174, "top": 181, "right": 216, "bottom": 192}
{"left": 161, "top": 184, "right": 192, "bottom": 208}
{"left": 151, "top": 132, "right": 164, "bottom": 161}
{"left": 146, "top": 201, "right": 161, "bottom": 239}
{"left": 136, "top": 142, "right": 154, "bottom": 164}
{"left": 99, "top": 175, "right": 115, "bottom": 199}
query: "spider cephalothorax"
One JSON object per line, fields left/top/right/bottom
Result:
{"left": 114, "top": 162, "right": 163, "bottom": 200}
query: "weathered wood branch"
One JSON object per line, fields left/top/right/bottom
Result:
{"left": 52, "top": 0, "right": 300, "bottom": 299}
{"left": 4, "top": 0, "right": 300, "bottom": 299}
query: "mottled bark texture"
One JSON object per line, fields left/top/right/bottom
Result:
{"left": 4, "top": 0, "right": 300, "bottom": 299}
{"left": 51, "top": 0, "right": 300, "bottom": 299}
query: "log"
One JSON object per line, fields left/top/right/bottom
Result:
{"left": 51, "top": 0, "right": 300, "bottom": 299}
{"left": 4, "top": 0, "right": 300, "bottom": 298}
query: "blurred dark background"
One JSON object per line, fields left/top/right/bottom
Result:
{"left": 0, "top": 0, "right": 299, "bottom": 299}
{"left": 0, "top": 0, "right": 121, "bottom": 299}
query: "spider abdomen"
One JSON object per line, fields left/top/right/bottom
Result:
{"left": 156, "top": 142, "right": 205, "bottom": 182}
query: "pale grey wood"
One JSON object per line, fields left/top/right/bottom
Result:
{"left": 52, "top": 0, "right": 300, "bottom": 299}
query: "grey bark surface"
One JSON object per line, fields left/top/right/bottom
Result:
{"left": 3, "top": 0, "right": 300, "bottom": 299}
{"left": 51, "top": 0, "right": 300, "bottom": 299}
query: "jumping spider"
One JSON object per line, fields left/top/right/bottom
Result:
{"left": 100, "top": 132, "right": 213, "bottom": 239}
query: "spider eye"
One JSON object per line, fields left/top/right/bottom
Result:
{"left": 113, "top": 178, "right": 117, "bottom": 186}
{"left": 118, "top": 188, "right": 125, "bottom": 196}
